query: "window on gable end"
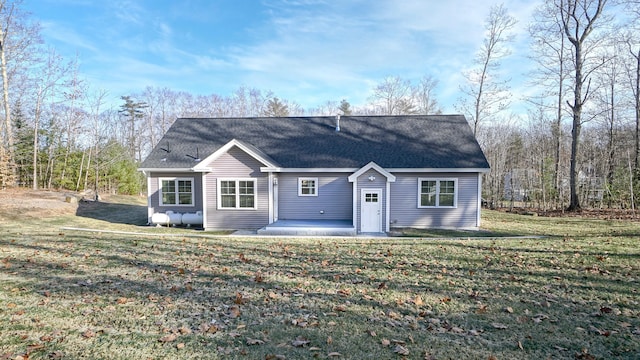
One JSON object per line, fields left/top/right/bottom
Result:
{"left": 218, "top": 178, "right": 257, "bottom": 209}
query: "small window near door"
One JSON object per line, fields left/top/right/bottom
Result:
{"left": 365, "top": 193, "right": 378, "bottom": 202}
{"left": 298, "top": 177, "right": 318, "bottom": 196}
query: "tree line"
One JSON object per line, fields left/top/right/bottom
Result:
{"left": 0, "top": 0, "right": 639, "bottom": 212}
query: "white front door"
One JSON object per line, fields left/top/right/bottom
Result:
{"left": 361, "top": 189, "right": 382, "bottom": 232}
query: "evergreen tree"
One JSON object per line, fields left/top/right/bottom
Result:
{"left": 338, "top": 99, "right": 352, "bottom": 115}
{"left": 12, "top": 102, "right": 33, "bottom": 187}
{"left": 118, "top": 96, "right": 148, "bottom": 161}
{"left": 263, "top": 97, "right": 289, "bottom": 117}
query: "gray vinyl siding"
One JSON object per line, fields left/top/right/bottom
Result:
{"left": 390, "top": 173, "right": 479, "bottom": 229}
{"left": 204, "top": 146, "right": 269, "bottom": 230}
{"left": 356, "top": 169, "right": 388, "bottom": 232}
{"left": 148, "top": 172, "right": 203, "bottom": 217}
{"left": 278, "top": 173, "right": 352, "bottom": 220}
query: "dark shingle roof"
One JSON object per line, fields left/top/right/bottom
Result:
{"left": 139, "top": 115, "right": 490, "bottom": 170}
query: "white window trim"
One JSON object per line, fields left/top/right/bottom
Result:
{"left": 298, "top": 177, "right": 319, "bottom": 197}
{"left": 417, "top": 178, "right": 458, "bottom": 208}
{"left": 216, "top": 178, "right": 258, "bottom": 210}
{"left": 159, "top": 177, "right": 194, "bottom": 207}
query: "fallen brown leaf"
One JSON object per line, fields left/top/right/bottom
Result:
{"left": 254, "top": 272, "right": 263, "bottom": 283}
{"left": 116, "top": 297, "right": 128, "bottom": 305}
{"left": 393, "top": 344, "right": 409, "bottom": 356}
{"left": 234, "top": 292, "right": 247, "bottom": 305}
{"left": 291, "top": 336, "right": 309, "bottom": 347}
{"left": 229, "top": 305, "right": 241, "bottom": 318}
{"left": 333, "top": 304, "right": 347, "bottom": 312}
{"left": 48, "top": 351, "right": 64, "bottom": 359}
{"left": 158, "top": 333, "right": 177, "bottom": 343}
{"left": 265, "top": 355, "right": 286, "bottom": 360}
{"left": 246, "top": 338, "right": 265, "bottom": 345}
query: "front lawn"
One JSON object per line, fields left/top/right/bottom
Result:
{"left": 0, "top": 205, "right": 638, "bottom": 359}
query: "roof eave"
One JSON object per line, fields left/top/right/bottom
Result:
{"left": 138, "top": 167, "right": 195, "bottom": 173}
{"left": 386, "top": 167, "right": 490, "bottom": 173}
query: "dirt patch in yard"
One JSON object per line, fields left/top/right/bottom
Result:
{"left": 0, "top": 188, "right": 79, "bottom": 221}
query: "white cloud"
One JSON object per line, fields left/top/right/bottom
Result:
{"left": 33, "top": 0, "right": 545, "bottom": 113}
{"left": 39, "top": 21, "right": 99, "bottom": 53}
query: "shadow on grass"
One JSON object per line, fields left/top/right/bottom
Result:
{"left": 76, "top": 199, "right": 148, "bottom": 226}
{"left": 390, "top": 227, "right": 525, "bottom": 238}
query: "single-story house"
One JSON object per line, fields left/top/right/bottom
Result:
{"left": 138, "top": 115, "right": 490, "bottom": 235}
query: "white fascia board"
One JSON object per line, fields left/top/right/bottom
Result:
{"left": 138, "top": 168, "right": 194, "bottom": 173}
{"left": 190, "top": 167, "right": 213, "bottom": 173}
{"left": 348, "top": 161, "right": 396, "bottom": 183}
{"left": 192, "top": 139, "right": 278, "bottom": 171}
{"left": 386, "top": 168, "right": 491, "bottom": 173}
{"left": 260, "top": 167, "right": 358, "bottom": 173}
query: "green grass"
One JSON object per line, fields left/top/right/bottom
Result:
{"left": 0, "top": 200, "right": 639, "bottom": 359}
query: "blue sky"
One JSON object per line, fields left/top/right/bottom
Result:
{"left": 23, "top": 0, "right": 539, "bottom": 113}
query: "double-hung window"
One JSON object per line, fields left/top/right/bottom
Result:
{"left": 418, "top": 178, "right": 457, "bottom": 208}
{"left": 218, "top": 179, "right": 257, "bottom": 209}
{"left": 298, "top": 177, "right": 318, "bottom": 196}
{"left": 159, "top": 178, "right": 194, "bottom": 206}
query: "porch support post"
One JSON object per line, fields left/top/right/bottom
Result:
{"left": 146, "top": 173, "right": 152, "bottom": 224}
{"left": 477, "top": 173, "right": 482, "bottom": 228}
{"left": 268, "top": 172, "right": 274, "bottom": 224}
{"left": 351, "top": 180, "right": 358, "bottom": 232}
{"left": 385, "top": 180, "right": 391, "bottom": 232}
{"left": 201, "top": 172, "right": 208, "bottom": 229}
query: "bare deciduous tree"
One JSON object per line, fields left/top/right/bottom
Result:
{"left": 0, "top": 0, "right": 15, "bottom": 160}
{"left": 530, "top": 0, "right": 572, "bottom": 202}
{"left": 555, "top": 0, "right": 608, "bottom": 211}
{"left": 369, "top": 76, "right": 415, "bottom": 115}
{"left": 415, "top": 75, "right": 441, "bottom": 114}
{"left": 458, "top": 3, "right": 516, "bottom": 136}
